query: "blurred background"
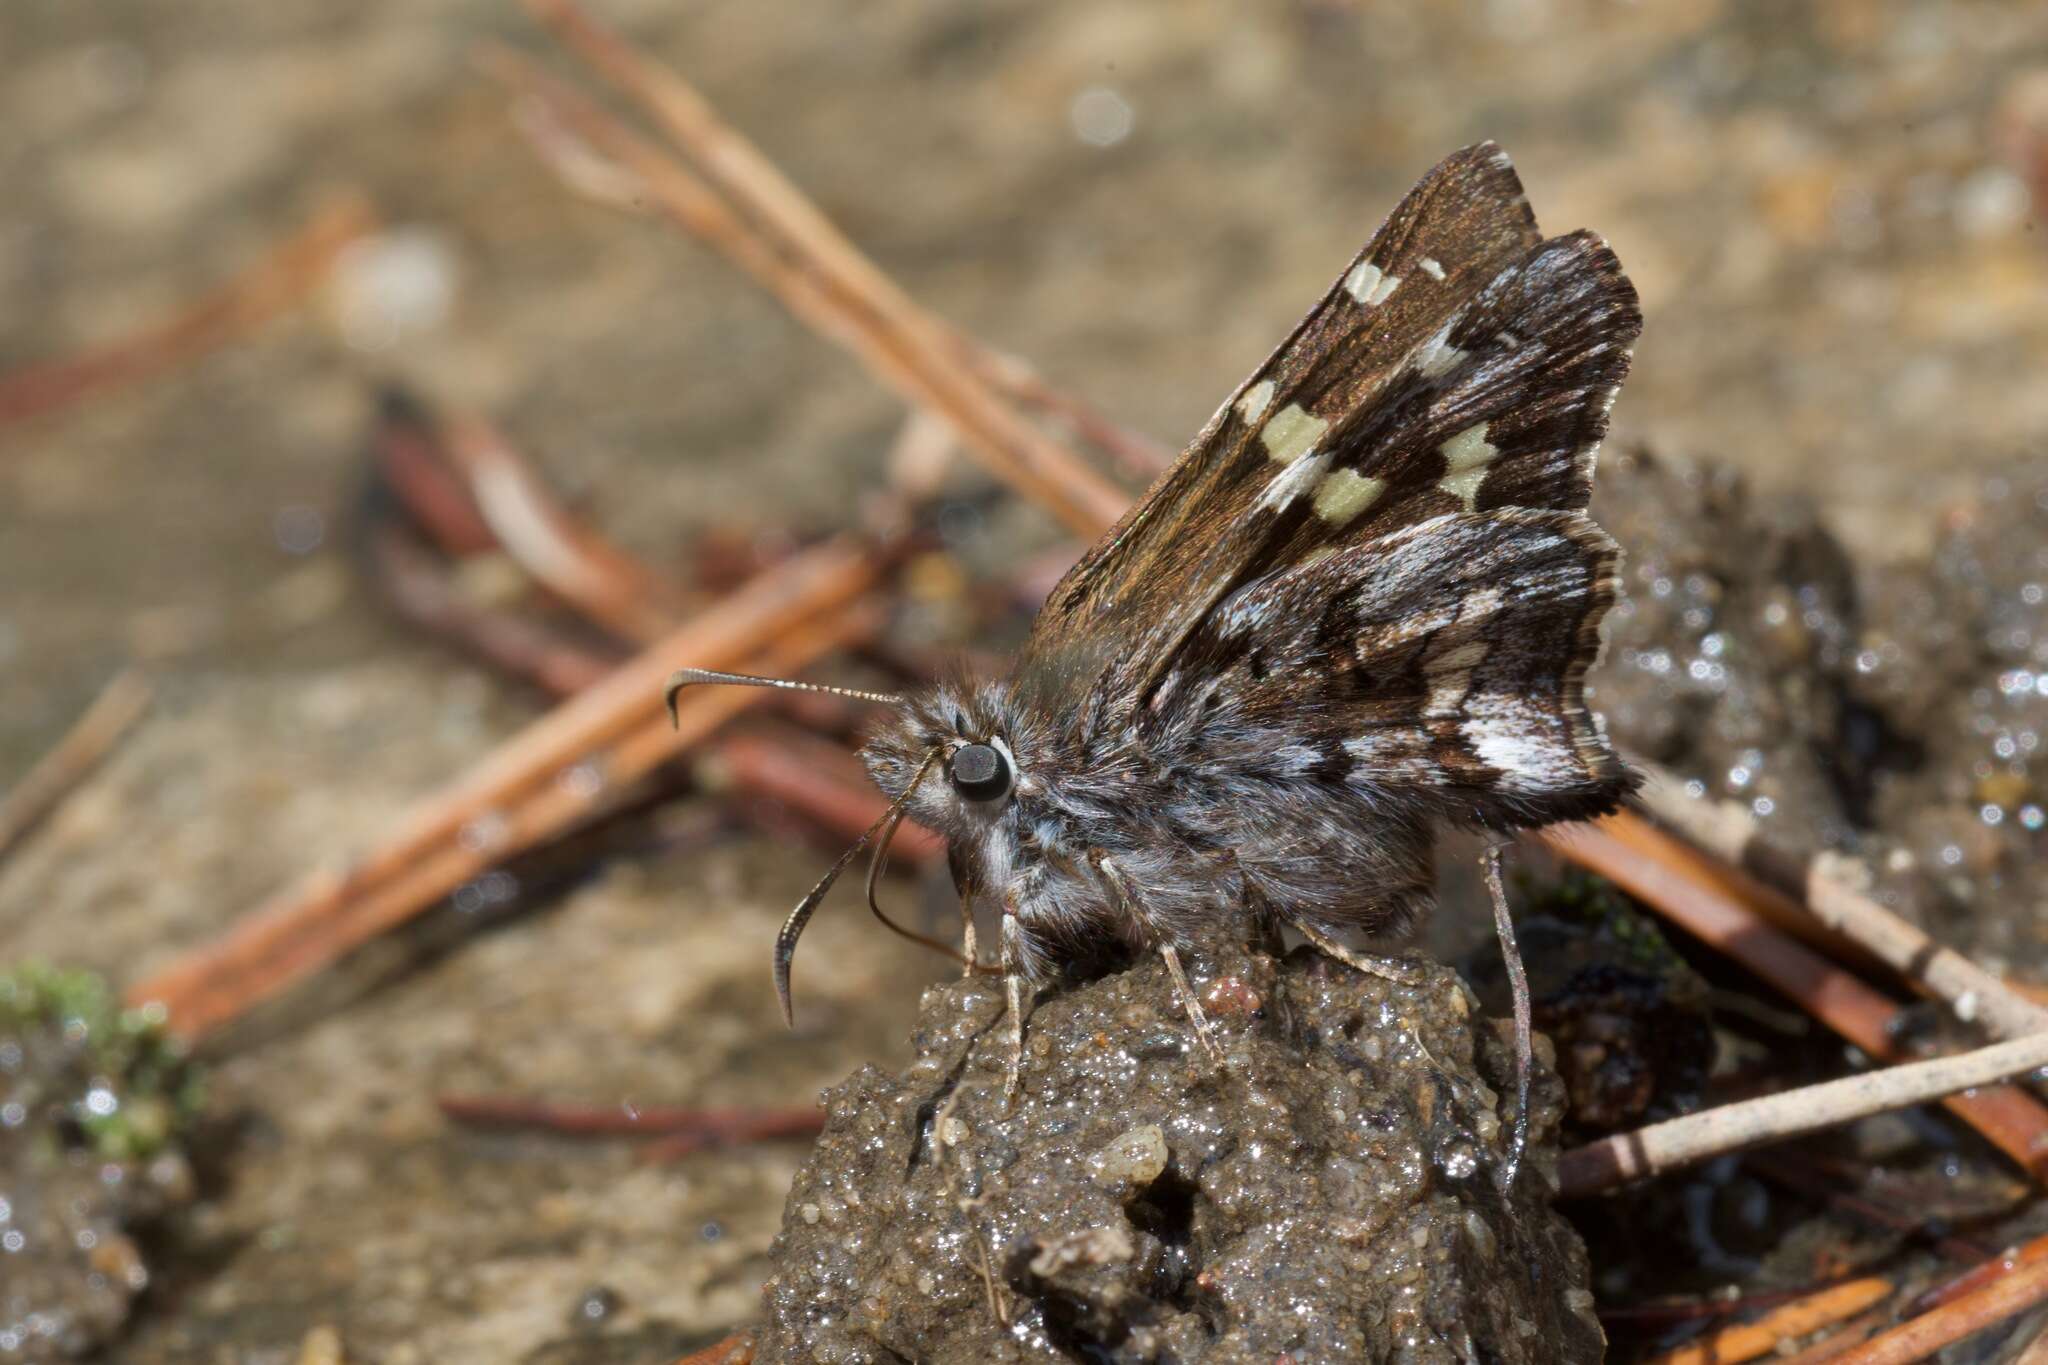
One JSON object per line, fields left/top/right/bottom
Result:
{"left": 3, "top": 1, "right": 2047, "bottom": 1359}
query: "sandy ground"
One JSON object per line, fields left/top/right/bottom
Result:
{"left": 3, "top": 1, "right": 2047, "bottom": 1359}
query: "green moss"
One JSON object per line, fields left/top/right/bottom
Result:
{"left": 0, "top": 962, "right": 204, "bottom": 1163}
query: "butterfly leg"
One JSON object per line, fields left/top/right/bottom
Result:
{"left": 1291, "top": 918, "right": 1426, "bottom": 987}
{"left": 1159, "top": 942, "right": 1222, "bottom": 1063}
{"left": 959, "top": 898, "right": 980, "bottom": 978}
{"left": 1000, "top": 909, "right": 1027, "bottom": 1104}
{"left": 1091, "top": 852, "right": 1221, "bottom": 1062}
{"left": 1480, "top": 841, "right": 1530, "bottom": 1190}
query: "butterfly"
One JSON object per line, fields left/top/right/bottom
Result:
{"left": 672, "top": 143, "right": 1640, "bottom": 1159}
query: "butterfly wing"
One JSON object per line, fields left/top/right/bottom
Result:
{"left": 1015, "top": 142, "right": 1640, "bottom": 828}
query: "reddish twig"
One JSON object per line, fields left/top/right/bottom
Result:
{"left": 1634, "top": 764, "right": 2048, "bottom": 1043}
{"left": 1912, "top": 1235, "right": 2048, "bottom": 1316}
{"left": 675, "top": 1335, "right": 754, "bottom": 1365}
{"left": 638, "top": 1111, "right": 827, "bottom": 1163}
{"left": 127, "top": 538, "right": 892, "bottom": 1040}
{"left": 1747, "top": 1154, "right": 1994, "bottom": 1265}
{"left": 487, "top": 16, "right": 1130, "bottom": 538}
{"left": 1771, "top": 1310, "right": 1890, "bottom": 1365}
{"left": 702, "top": 725, "right": 942, "bottom": 867}
{"left": 1545, "top": 816, "right": 2048, "bottom": 1186}
{"left": 369, "top": 390, "right": 502, "bottom": 556}
{"left": 438, "top": 1093, "right": 822, "bottom": 1146}
{"left": 1829, "top": 1240, "right": 2048, "bottom": 1363}
{"left": 960, "top": 344, "right": 1175, "bottom": 480}
{"left": 0, "top": 669, "right": 152, "bottom": 869}
{"left": 0, "top": 196, "right": 376, "bottom": 430}
{"left": 364, "top": 524, "right": 618, "bottom": 697}
{"left": 438, "top": 412, "right": 685, "bottom": 643}
{"left": 1640, "top": 1277, "right": 1894, "bottom": 1365}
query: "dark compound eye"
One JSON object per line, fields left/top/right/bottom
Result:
{"left": 947, "top": 742, "right": 1011, "bottom": 803}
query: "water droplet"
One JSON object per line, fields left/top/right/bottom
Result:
{"left": 1069, "top": 86, "right": 1135, "bottom": 148}
{"left": 273, "top": 504, "right": 325, "bottom": 555}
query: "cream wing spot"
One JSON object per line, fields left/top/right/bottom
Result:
{"left": 1237, "top": 379, "right": 1276, "bottom": 424}
{"left": 1344, "top": 260, "right": 1401, "bottom": 305}
{"left": 1311, "top": 468, "right": 1387, "bottom": 527}
{"left": 1419, "top": 256, "right": 1447, "bottom": 281}
{"left": 1259, "top": 404, "right": 1329, "bottom": 466}
{"left": 1436, "top": 422, "right": 1499, "bottom": 509}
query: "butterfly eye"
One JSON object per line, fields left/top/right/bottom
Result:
{"left": 947, "top": 742, "right": 1012, "bottom": 803}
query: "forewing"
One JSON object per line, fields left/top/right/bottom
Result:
{"left": 1019, "top": 143, "right": 1639, "bottom": 728}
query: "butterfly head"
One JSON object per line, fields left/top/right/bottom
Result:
{"left": 861, "top": 680, "right": 1045, "bottom": 838}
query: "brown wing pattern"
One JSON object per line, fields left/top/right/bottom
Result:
{"left": 1014, "top": 142, "right": 1641, "bottom": 823}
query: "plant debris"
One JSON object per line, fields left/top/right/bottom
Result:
{"left": 0, "top": 965, "right": 204, "bottom": 1361}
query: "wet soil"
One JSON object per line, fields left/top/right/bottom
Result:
{"left": 4, "top": 1, "right": 2048, "bottom": 1361}
{"left": 762, "top": 950, "right": 1599, "bottom": 1364}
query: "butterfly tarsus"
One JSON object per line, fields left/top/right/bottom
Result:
{"left": 1159, "top": 942, "right": 1222, "bottom": 1063}
{"left": 1000, "top": 910, "right": 1027, "bottom": 1107}
{"left": 1091, "top": 851, "right": 1223, "bottom": 1064}
{"left": 1291, "top": 919, "right": 1426, "bottom": 987}
{"left": 959, "top": 899, "right": 981, "bottom": 978}
{"left": 1481, "top": 841, "right": 1532, "bottom": 1191}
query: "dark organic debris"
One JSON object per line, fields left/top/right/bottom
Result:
{"left": 760, "top": 947, "right": 1604, "bottom": 1363}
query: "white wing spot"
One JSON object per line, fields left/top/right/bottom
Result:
{"left": 1344, "top": 260, "right": 1401, "bottom": 306}
{"left": 1257, "top": 449, "right": 1330, "bottom": 510}
{"left": 1414, "top": 318, "right": 1468, "bottom": 380}
{"left": 1259, "top": 403, "right": 1329, "bottom": 466}
{"left": 1237, "top": 379, "right": 1276, "bottom": 425}
{"left": 1419, "top": 256, "right": 1447, "bottom": 281}
{"left": 1424, "top": 640, "right": 1489, "bottom": 717}
{"left": 1311, "top": 468, "right": 1387, "bottom": 527}
{"left": 1437, "top": 422, "right": 1499, "bottom": 509}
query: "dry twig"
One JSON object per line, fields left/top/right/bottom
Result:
{"left": 0, "top": 197, "right": 375, "bottom": 430}
{"left": 365, "top": 524, "right": 617, "bottom": 697}
{"left": 1829, "top": 1243, "right": 2048, "bottom": 1364}
{"left": 128, "top": 537, "right": 892, "bottom": 1039}
{"left": 1634, "top": 763, "right": 2048, "bottom": 1042}
{"left": 1642, "top": 1277, "right": 1894, "bottom": 1365}
{"left": 438, "top": 412, "right": 685, "bottom": 643}
{"left": 0, "top": 669, "right": 152, "bottom": 868}
{"left": 1545, "top": 816, "right": 2048, "bottom": 1182}
{"left": 674, "top": 1336, "right": 753, "bottom": 1365}
{"left": 438, "top": 1094, "right": 823, "bottom": 1157}
{"left": 1560, "top": 1026, "right": 2048, "bottom": 1195}
{"left": 702, "top": 725, "right": 943, "bottom": 868}
{"left": 486, "top": 12, "right": 1130, "bottom": 537}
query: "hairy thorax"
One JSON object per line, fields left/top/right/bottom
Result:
{"left": 861, "top": 676, "right": 1435, "bottom": 982}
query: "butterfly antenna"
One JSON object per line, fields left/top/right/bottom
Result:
{"left": 864, "top": 750, "right": 980, "bottom": 970}
{"left": 772, "top": 746, "right": 943, "bottom": 1025}
{"left": 666, "top": 668, "right": 905, "bottom": 727}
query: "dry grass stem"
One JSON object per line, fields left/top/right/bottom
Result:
{"left": 1546, "top": 816, "right": 2048, "bottom": 1182}
{"left": 0, "top": 196, "right": 376, "bottom": 430}
{"left": 0, "top": 669, "right": 152, "bottom": 871}
{"left": 128, "top": 537, "right": 891, "bottom": 1039}
{"left": 1635, "top": 763, "right": 2048, "bottom": 1042}
{"left": 489, "top": 17, "right": 1130, "bottom": 537}
{"left": 438, "top": 412, "right": 685, "bottom": 643}
{"left": 1560, "top": 1027, "right": 2048, "bottom": 1195}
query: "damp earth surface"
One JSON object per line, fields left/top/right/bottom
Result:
{"left": 763, "top": 949, "right": 1600, "bottom": 1364}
